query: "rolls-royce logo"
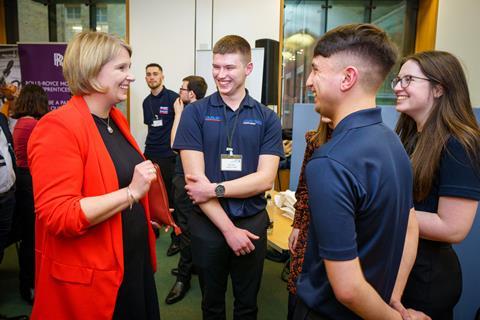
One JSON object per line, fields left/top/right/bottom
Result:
{"left": 53, "top": 53, "right": 64, "bottom": 67}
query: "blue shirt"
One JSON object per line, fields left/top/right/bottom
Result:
{"left": 297, "top": 108, "right": 413, "bottom": 319}
{"left": 173, "top": 91, "right": 284, "bottom": 219}
{"left": 143, "top": 87, "right": 179, "bottom": 158}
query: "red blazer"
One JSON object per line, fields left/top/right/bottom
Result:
{"left": 28, "top": 96, "right": 157, "bottom": 320}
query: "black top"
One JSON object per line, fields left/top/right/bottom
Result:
{"left": 142, "top": 87, "right": 179, "bottom": 158}
{"left": 415, "top": 137, "right": 480, "bottom": 212}
{"left": 92, "top": 114, "right": 160, "bottom": 320}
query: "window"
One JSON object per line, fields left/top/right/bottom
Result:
{"left": 66, "top": 6, "right": 81, "bottom": 20}
{"left": 96, "top": 6, "right": 107, "bottom": 23}
{"left": 281, "top": 0, "right": 418, "bottom": 128}
{"left": 15, "top": 0, "right": 126, "bottom": 43}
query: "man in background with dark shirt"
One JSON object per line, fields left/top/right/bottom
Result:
{"left": 165, "top": 75, "right": 208, "bottom": 305}
{"left": 143, "top": 63, "right": 180, "bottom": 255}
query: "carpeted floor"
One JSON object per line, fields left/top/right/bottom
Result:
{"left": 0, "top": 230, "right": 288, "bottom": 319}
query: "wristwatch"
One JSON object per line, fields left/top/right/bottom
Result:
{"left": 215, "top": 184, "right": 225, "bottom": 198}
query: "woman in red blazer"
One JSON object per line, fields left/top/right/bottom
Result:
{"left": 28, "top": 31, "right": 160, "bottom": 320}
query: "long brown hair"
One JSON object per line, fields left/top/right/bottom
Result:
{"left": 10, "top": 84, "right": 49, "bottom": 119}
{"left": 395, "top": 51, "right": 480, "bottom": 201}
{"left": 309, "top": 116, "right": 332, "bottom": 148}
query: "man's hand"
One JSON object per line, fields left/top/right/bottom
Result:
{"left": 288, "top": 228, "right": 300, "bottom": 254}
{"left": 173, "top": 97, "right": 184, "bottom": 115}
{"left": 390, "top": 300, "right": 411, "bottom": 320}
{"left": 185, "top": 174, "right": 215, "bottom": 204}
{"left": 406, "top": 309, "right": 431, "bottom": 320}
{"left": 390, "top": 300, "right": 431, "bottom": 320}
{"left": 222, "top": 226, "right": 260, "bottom": 256}
{"left": 283, "top": 140, "right": 292, "bottom": 157}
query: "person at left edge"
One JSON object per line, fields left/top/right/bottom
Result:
{"left": 143, "top": 63, "right": 180, "bottom": 256}
{"left": 0, "top": 112, "right": 16, "bottom": 264}
{"left": 28, "top": 31, "right": 161, "bottom": 320}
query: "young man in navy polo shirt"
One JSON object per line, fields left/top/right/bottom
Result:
{"left": 294, "top": 24, "right": 427, "bottom": 320}
{"left": 143, "top": 63, "right": 180, "bottom": 255}
{"left": 173, "top": 35, "right": 283, "bottom": 319}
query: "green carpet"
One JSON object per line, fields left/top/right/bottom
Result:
{"left": 0, "top": 230, "right": 288, "bottom": 319}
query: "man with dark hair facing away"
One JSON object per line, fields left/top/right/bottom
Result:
{"left": 294, "top": 24, "right": 428, "bottom": 320}
{"left": 166, "top": 75, "right": 208, "bottom": 305}
{"left": 173, "top": 35, "right": 284, "bottom": 319}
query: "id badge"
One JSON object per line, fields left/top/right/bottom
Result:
{"left": 152, "top": 119, "right": 163, "bottom": 127}
{"left": 221, "top": 154, "right": 242, "bottom": 171}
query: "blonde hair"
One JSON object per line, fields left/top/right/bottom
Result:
{"left": 63, "top": 31, "right": 132, "bottom": 96}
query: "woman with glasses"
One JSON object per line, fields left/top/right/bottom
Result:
{"left": 392, "top": 51, "right": 480, "bottom": 319}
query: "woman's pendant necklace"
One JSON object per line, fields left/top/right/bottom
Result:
{"left": 106, "top": 118, "right": 114, "bottom": 134}
{"left": 99, "top": 116, "right": 114, "bottom": 134}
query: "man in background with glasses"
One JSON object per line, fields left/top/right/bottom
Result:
{"left": 165, "top": 75, "right": 207, "bottom": 305}
{"left": 143, "top": 63, "right": 180, "bottom": 256}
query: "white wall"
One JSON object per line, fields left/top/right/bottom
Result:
{"left": 436, "top": 0, "right": 480, "bottom": 107}
{"left": 212, "top": 0, "right": 280, "bottom": 48}
{"left": 129, "top": 0, "right": 196, "bottom": 149}
{"left": 128, "top": 0, "right": 280, "bottom": 149}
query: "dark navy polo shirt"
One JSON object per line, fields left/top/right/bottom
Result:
{"left": 173, "top": 91, "right": 284, "bottom": 219}
{"left": 415, "top": 137, "right": 480, "bottom": 213}
{"left": 297, "top": 108, "right": 413, "bottom": 319}
{"left": 143, "top": 87, "right": 179, "bottom": 158}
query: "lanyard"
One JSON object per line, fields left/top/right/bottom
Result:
{"left": 149, "top": 97, "right": 159, "bottom": 120}
{"left": 223, "top": 105, "right": 241, "bottom": 155}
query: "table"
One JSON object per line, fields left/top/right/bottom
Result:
{"left": 266, "top": 191, "right": 293, "bottom": 252}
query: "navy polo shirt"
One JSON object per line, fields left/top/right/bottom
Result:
{"left": 173, "top": 91, "right": 284, "bottom": 219}
{"left": 297, "top": 108, "right": 413, "bottom": 319}
{"left": 143, "top": 87, "right": 179, "bottom": 158}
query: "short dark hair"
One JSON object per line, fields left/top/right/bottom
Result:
{"left": 11, "top": 84, "right": 49, "bottom": 119}
{"left": 146, "top": 63, "right": 163, "bottom": 72}
{"left": 314, "top": 23, "right": 398, "bottom": 89}
{"left": 213, "top": 35, "right": 251, "bottom": 63}
{"left": 183, "top": 75, "right": 208, "bottom": 99}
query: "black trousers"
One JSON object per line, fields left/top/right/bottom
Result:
{"left": 144, "top": 154, "right": 179, "bottom": 243}
{"left": 0, "top": 187, "right": 15, "bottom": 263}
{"left": 173, "top": 175, "right": 193, "bottom": 283}
{"left": 15, "top": 168, "right": 35, "bottom": 291}
{"left": 293, "top": 299, "right": 330, "bottom": 320}
{"left": 189, "top": 208, "right": 268, "bottom": 320}
{"left": 288, "top": 293, "right": 297, "bottom": 320}
{"left": 403, "top": 240, "right": 462, "bottom": 320}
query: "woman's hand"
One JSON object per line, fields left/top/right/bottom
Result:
{"left": 288, "top": 228, "right": 300, "bottom": 254}
{"left": 128, "top": 160, "right": 157, "bottom": 200}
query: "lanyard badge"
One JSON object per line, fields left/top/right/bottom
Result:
{"left": 221, "top": 106, "right": 242, "bottom": 172}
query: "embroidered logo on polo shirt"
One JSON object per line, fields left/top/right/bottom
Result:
{"left": 242, "top": 119, "right": 262, "bottom": 126}
{"left": 158, "top": 106, "right": 169, "bottom": 114}
{"left": 205, "top": 115, "right": 222, "bottom": 122}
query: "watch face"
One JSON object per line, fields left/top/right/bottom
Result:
{"left": 215, "top": 184, "right": 225, "bottom": 197}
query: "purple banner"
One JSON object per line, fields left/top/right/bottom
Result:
{"left": 18, "top": 43, "right": 71, "bottom": 110}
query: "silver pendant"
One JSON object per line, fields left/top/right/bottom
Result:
{"left": 107, "top": 126, "right": 113, "bottom": 134}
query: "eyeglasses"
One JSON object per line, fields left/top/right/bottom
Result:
{"left": 179, "top": 88, "right": 189, "bottom": 92}
{"left": 390, "top": 75, "right": 436, "bottom": 90}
